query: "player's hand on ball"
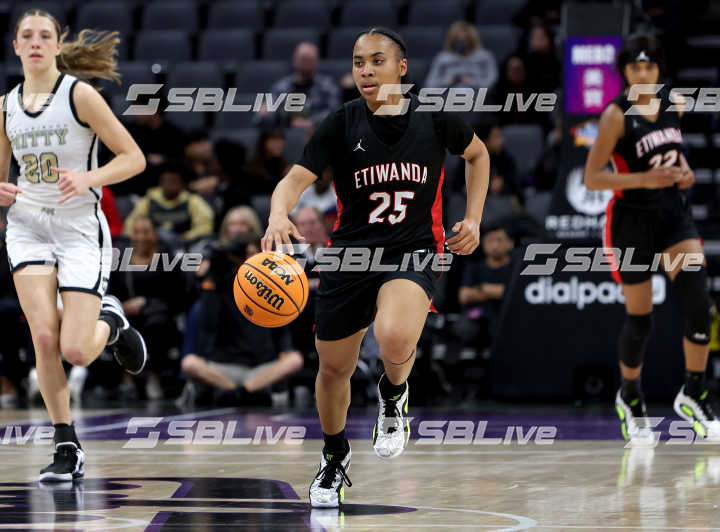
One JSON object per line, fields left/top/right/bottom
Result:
{"left": 446, "top": 219, "right": 480, "bottom": 255}
{"left": 0, "top": 182, "right": 21, "bottom": 206}
{"left": 262, "top": 213, "right": 306, "bottom": 253}
{"left": 54, "top": 167, "right": 91, "bottom": 204}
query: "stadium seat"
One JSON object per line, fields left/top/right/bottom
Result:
{"left": 76, "top": 3, "right": 132, "bottom": 37}
{"left": 167, "top": 62, "right": 224, "bottom": 94}
{"left": 262, "top": 29, "right": 319, "bottom": 60}
{"left": 501, "top": 124, "right": 544, "bottom": 179}
{"left": 134, "top": 31, "right": 192, "bottom": 64}
{"left": 475, "top": 0, "right": 526, "bottom": 25}
{"left": 207, "top": 1, "right": 264, "bottom": 30}
{"left": 477, "top": 25, "right": 521, "bottom": 64}
{"left": 317, "top": 59, "right": 352, "bottom": 84}
{"left": 233, "top": 60, "right": 291, "bottom": 93}
{"left": 214, "top": 93, "right": 261, "bottom": 129}
{"left": 141, "top": 2, "right": 198, "bottom": 32}
{"left": 400, "top": 26, "right": 446, "bottom": 60}
{"left": 407, "top": 0, "right": 466, "bottom": 27}
{"left": 339, "top": 1, "right": 398, "bottom": 27}
{"left": 326, "top": 27, "right": 366, "bottom": 59}
{"left": 95, "top": 60, "right": 157, "bottom": 98}
{"left": 274, "top": 0, "right": 331, "bottom": 28}
{"left": 163, "top": 109, "right": 207, "bottom": 133}
{"left": 407, "top": 58, "right": 429, "bottom": 88}
{"left": 211, "top": 127, "right": 260, "bottom": 156}
{"left": 10, "top": 3, "right": 67, "bottom": 28}
{"left": 199, "top": 30, "right": 255, "bottom": 69}
{"left": 525, "top": 191, "right": 553, "bottom": 225}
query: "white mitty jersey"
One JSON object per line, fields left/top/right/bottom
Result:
{"left": 4, "top": 72, "right": 101, "bottom": 209}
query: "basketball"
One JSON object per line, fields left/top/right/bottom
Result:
{"left": 233, "top": 251, "right": 309, "bottom": 327}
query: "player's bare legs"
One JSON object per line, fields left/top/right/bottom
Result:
{"left": 372, "top": 278, "right": 431, "bottom": 458}
{"left": 315, "top": 328, "right": 366, "bottom": 434}
{"left": 13, "top": 266, "right": 69, "bottom": 424}
{"left": 59, "top": 292, "right": 110, "bottom": 367}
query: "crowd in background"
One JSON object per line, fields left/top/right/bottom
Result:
{"left": 0, "top": 0, "right": 712, "bottom": 407}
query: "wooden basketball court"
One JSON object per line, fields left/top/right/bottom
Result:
{"left": 1, "top": 405, "right": 719, "bottom": 530}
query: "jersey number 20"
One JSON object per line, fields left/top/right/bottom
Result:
{"left": 368, "top": 191, "right": 415, "bottom": 225}
{"left": 22, "top": 153, "right": 60, "bottom": 184}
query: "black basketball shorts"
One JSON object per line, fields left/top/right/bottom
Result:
{"left": 314, "top": 247, "right": 441, "bottom": 341}
{"left": 603, "top": 192, "right": 699, "bottom": 285}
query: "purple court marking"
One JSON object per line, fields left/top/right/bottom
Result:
{"left": 145, "top": 510, "right": 173, "bottom": 532}
{"left": 170, "top": 481, "right": 194, "bottom": 499}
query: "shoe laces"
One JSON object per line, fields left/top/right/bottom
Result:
{"left": 318, "top": 458, "right": 352, "bottom": 490}
{"left": 51, "top": 444, "right": 77, "bottom": 465}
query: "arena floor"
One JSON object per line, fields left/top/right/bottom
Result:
{"left": 1, "top": 405, "right": 719, "bottom": 531}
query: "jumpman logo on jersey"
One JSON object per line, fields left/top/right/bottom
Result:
{"left": 353, "top": 139, "right": 366, "bottom": 152}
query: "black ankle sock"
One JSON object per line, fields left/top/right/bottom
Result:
{"left": 53, "top": 423, "right": 81, "bottom": 449}
{"left": 685, "top": 370, "right": 706, "bottom": 398}
{"left": 621, "top": 377, "right": 643, "bottom": 402}
{"left": 99, "top": 311, "right": 122, "bottom": 343}
{"left": 322, "top": 429, "right": 348, "bottom": 460}
{"left": 379, "top": 374, "right": 406, "bottom": 400}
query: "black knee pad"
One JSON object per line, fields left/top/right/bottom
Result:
{"left": 674, "top": 267, "right": 712, "bottom": 345}
{"left": 619, "top": 313, "right": 653, "bottom": 368}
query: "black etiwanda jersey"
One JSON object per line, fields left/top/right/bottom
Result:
{"left": 298, "top": 94, "right": 474, "bottom": 254}
{"left": 608, "top": 86, "right": 684, "bottom": 208}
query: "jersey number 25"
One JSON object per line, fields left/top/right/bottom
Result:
{"left": 368, "top": 191, "right": 415, "bottom": 225}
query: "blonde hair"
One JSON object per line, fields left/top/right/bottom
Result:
{"left": 15, "top": 9, "right": 121, "bottom": 85}
{"left": 220, "top": 207, "right": 263, "bottom": 245}
{"left": 444, "top": 21, "right": 481, "bottom": 53}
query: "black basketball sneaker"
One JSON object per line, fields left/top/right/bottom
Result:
{"left": 615, "top": 390, "right": 654, "bottom": 446}
{"left": 100, "top": 295, "right": 148, "bottom": 375}
{"left": 39, "top": 442, "right": 85, "bottom": 482}
{"left": 674, "top": 386, "right": 720, "bottom": 441}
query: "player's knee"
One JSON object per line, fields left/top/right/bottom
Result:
{"left": 181, "top": 354, "right": 202, "bottom": 376}
{"left": 318, "top": 358, "right": 354, "bottom": 381}
{"left": 674, "top": 267, "right": 712, "bottom": 345}
{"left": 33, "top": 329, "right": 59, "bottom": 359}
{"left": 61, "top": 345, "right": 91, "bottom": 367}
{"left": 374, "top": 326, "right": 415, "bottom": 364}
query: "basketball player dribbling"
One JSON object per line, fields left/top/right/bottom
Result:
{"left": 262, "top": 27, "right": 490, "bottom": 507}
{"left": 0, "top": 10, "right": 148, "bottom": 481}
{"left": 584, "top": 34, "right": 720, "bottom": 445}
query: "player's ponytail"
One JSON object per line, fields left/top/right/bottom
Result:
{"left": 356, "top": 27, "right": 412, "bottom": 86}
{"left": 15, "top": 10, "right": 121, "bottom": 85}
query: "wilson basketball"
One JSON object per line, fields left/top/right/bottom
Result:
{"left": 233, "top": 252, "right": 308, "bottom": 327}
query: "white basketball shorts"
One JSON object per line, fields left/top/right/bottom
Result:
{"left": 5, "top": 201, "right": 112, "bottom": 298}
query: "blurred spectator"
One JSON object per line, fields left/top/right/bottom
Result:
{"left": 258, "top": 42, "right": 340, "bottom": 133}
{"left": 517, "top": 0, "right": 563, "bottom": 28}
{"left": 100, "top": 186, "right": 124, "bottom": 238}
{"left": 455, "top": 224, "right": 515, "bottom": 349}
{"left": 292, "top": 167, "right": 337, "bottom": 230}
{"left": 179, "top": 236, "right": 303, "bottom": 406}
{"left": 475, "top": 123, "right": 522, "bottom": 201}
{"left": 425, "top": 21, "right": 498, "bottom": 90}
{"left": 533, "top": 115, "right": 563, "bottom": 191}
{"left": 184, "top": 131, "right": 214, "bottom": 179}
{"left": 108, "top": 216, "right": 189, "bottom": 398}
{"left": 246, "top": 128, "right": 291, "bottom": 197}
{"left": 523, "top": 24, "right": 561, "bottom": 93}
{"left": 289, "top": 207, "right": 328, "bottom": 353}
{"left": 124, "top": 159, "right": 214, "bottom": 248}
{"left": 197, "top": 206, "right": 263, "bottom": 282}
{"left": 110, "top": 92, "right": 186, "bottom": 196}
{"left": 488, "top": 55, "right": 552, "bottom": 131}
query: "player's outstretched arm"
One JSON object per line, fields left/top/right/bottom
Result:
{"left": 53, "top": 81, "right": 146, "bottom": 204}
{"left": 261, "top": 164, "right": 317, "bottom": 252}
{"left": 0, "top": 95, "right": 21, "bottom": 206}
{"left": 446, "top": 134, "right": 489, "bottom": 256}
